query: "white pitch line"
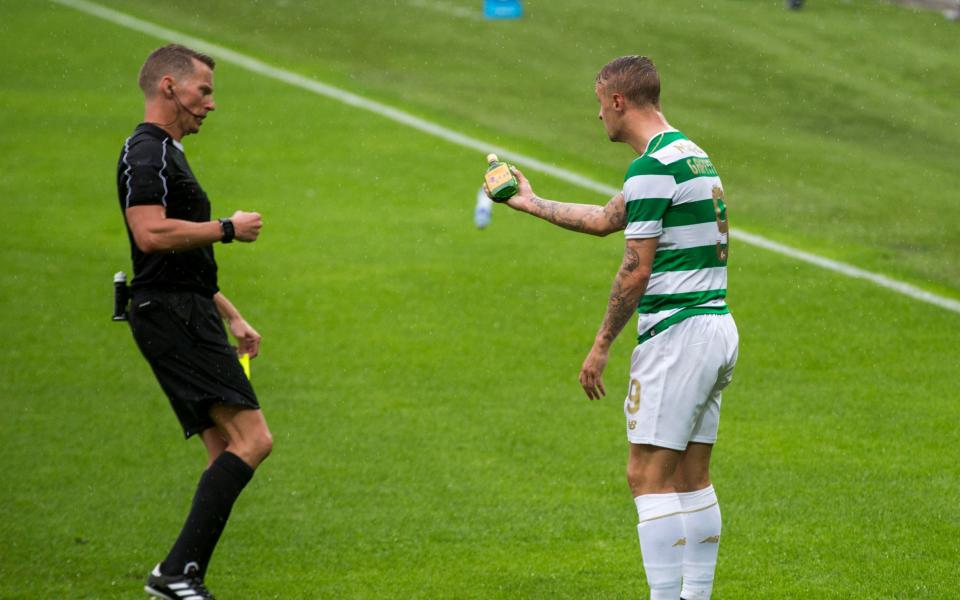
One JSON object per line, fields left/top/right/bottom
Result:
{"left": 408, "top": 0, "right": 485, "bottom": 21}
{"left": 735, "top": 230, "right": 960, "bottom": 313}
{"left": 51, "top": 0, "right": 960, "bottom": 315}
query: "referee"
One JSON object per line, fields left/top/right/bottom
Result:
{"left": 117, "top": 44, "right": 272, "bottom": 600}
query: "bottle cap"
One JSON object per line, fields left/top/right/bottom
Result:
{"left": 114, "top": 271, "right": 126, "bottom": 283}
{"left": 486, "top": 153, "right": 498, "bottom": 164}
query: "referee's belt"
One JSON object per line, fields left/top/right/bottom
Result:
{"left": 637, "top": 306, "right": 730, "bottom": 344}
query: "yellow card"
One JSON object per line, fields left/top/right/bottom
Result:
{"left": 239, "top": 353, "right": 251, "bottom": 379}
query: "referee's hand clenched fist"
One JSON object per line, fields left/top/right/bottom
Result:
{"left": 231, "top": 210, "right": 262, "bottom": 242}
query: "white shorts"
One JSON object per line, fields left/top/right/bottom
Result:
{"left": 624, "top": 313, "right": 739, "bottom": 450}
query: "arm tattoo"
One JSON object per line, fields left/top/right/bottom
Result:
{"left": 527, "top": 194, "right": 624, "bottom": 236}
{"left": 620, "top": 244, "right": 641, "bottom": 272}
{"left": 603, "top": 194, "right": 627, "bottom": 231}
{"left": 530, "top": 196, "right": 591, "bottom": 233}
{"left": 597, "top": 245, "right": 646, "bottom": 346}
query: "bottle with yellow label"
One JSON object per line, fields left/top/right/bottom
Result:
{"left": 483, "top": 153, "right": 519, "bottom": 202}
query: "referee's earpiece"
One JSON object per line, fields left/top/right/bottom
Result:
{"left": 165, "top": 84, "right": 202, "bottom": 119}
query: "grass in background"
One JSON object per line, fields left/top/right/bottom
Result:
{"left": 79, "top": 0, "right": 960, "bottom": 297}
{"left": 1, "top": 1, "right": 958, "bottom": 598}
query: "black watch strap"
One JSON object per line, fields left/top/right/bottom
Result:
{"left": 218, "top": 218, "right": 235, "bottom": 243}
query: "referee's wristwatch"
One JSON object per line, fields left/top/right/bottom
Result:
{"left": 218, "top": 218, "right": 235, "bottom": 243}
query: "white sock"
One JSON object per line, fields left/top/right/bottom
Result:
{"left": 678, "top": 485, "right": 722, "bottom": 600}
{"left": 634, "top": 492, "right": 686, "bottom": 600}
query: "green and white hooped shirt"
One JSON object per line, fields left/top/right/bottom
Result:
{"left": 623, "top": 129, "right": 730, "bottom": 343}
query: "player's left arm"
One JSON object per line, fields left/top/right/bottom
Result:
{"left": 579, "top": 237, "right": 657, "bottom": 400}
{"left": 214, "top": 292, "right": 262, "bottom": 358}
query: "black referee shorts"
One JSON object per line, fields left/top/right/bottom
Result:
{"left": 128, "top": 290, "right": 259, "bottom": 438}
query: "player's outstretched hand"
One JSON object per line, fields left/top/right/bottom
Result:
{"left": 229, "top": 317, "right": 262, "bottom": 359}
{"left": 231, "top": 210, "right": 262, "bottom": 242}
{"left": 505, "top": 166, "right": 536, "bottom": 210}
{"left": 579, "top": 345, "right": 609, "bottom": 400}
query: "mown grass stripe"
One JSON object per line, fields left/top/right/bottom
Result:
{"left": 49, "top": 0, "right": 960, "bottom": 316}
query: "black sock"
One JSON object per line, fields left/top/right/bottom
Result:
{"left": 160, "top": 451, "right": 254, "bottom": 578}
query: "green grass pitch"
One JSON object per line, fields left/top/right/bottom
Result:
{"left": 1, "top": 0, "right": 958, "bottom": 598}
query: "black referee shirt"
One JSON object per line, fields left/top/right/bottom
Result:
{"left": 117, "top": 123, "right": 219, "bottom": 296}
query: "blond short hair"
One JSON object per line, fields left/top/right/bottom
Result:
{"left": 596, "top": 55, "right": 660, "bottom": 108}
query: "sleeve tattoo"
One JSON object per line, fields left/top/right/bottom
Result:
{"left": 598, "top": 244, "right": 645, "bottom": 345}
{"left": 529, "top": 193, "right": 626, "bottom": 236}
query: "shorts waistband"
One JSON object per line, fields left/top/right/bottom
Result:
{"left": 131, "top": 287, "right": 215, "bottom": 300}
{"left": 637, "top": 306, "right": 730, "bottom": 345}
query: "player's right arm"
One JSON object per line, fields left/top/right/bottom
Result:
{"left": 125, "top": 205, "right": 262, "bottom": 253}
{"left": 503, "top": 167, "right": 625, "bottom": 236}
{"left": 121, "top": 136, "right": 262, "bottom": 253}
